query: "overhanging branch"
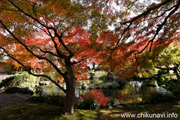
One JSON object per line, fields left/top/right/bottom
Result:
{"left": 0, "top": 20, "right": 65, "bottom": 77}
{"left": 114, "top": 0, "right": 175, "bottom": 49}
{"left": 0, "top": 46, "right": 66, "bottom": 93}
{"left": 8, "top": 0, "right": 74, "bottom": 58}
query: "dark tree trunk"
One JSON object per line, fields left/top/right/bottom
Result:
{"left": 63, "top": 80, "right": 76, "bottom": 115}
{"left": 63, "top": 60, "right": 76, "bottom": 115}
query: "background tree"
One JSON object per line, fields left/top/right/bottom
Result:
{"left": 136, "top": 42, "right": 180, "bottom": 84}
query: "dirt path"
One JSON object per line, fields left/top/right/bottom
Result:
{"left": 0, "top": 93, "right": 32, "bottom": 108}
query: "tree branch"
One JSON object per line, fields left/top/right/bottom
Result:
{"left": 0, "top": 20, "right": 65, "bottom": 77}
{"left": 0, "top": 46, "right": 66, "bottom": 93}
{"left": 134, "top": 0, "right": 180, "bottom": 65}
{"left": 8, "top": 0, "right": 74, "bottom": 59}
{"left": 7, "top": 0, "right": 56, "bottom": 31}
{"left": 55, "top": 32, "right": 74, "bottom": 58}
{"left": 114, "top": 0, "right": 174, "bottom": 49}
{"left": 155, "top": 66, "right": 174, "bottom": 71}
{"left": 71, "top": 57, "right": 85, "bottom": 65}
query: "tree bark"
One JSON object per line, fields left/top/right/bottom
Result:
{"left": 63, "top": 60, "right": 76, "bottom": 115}
{"left": 63, "top": 80, "right": 76, "bottom": 115}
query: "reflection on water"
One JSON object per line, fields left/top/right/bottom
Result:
{"left": 40, "top": 80, "right": 171, "bottom": 104}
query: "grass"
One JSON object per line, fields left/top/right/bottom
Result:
{"left": 0, "top": 101, "right": 180, "bottom": 120}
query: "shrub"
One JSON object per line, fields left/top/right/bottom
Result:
{"left": 89, "top": 72, "right": 95, "bottom": 80}
{"left": 107, "top": 98, "right": 119, "bottom": 108}
{"left": 95, "top": 86, "right": 100, "bottom": 89}
{"left": 75, "top": 89, "right": 110, "bottom": 109}
{"left": 35, "top": 86, "right": 43, "bottom": 96}
{"left": 5, "top": 87, "right": 34, "bottom": 95}
{"left": 173, "top": 90, "right": 180, "bottom": 100}
{"left": 81, "top": 83, "right": 86, "bottom": 89}
{"left": 0, "top": 76, "right": 22, "bottom": 88}
{"left": 0, "top": 72, "right": 41, "bottom": 93}
{"left": 28, "top": 95, "right": 64, "bottom": 106}
{"left": 165, "top": 80, "right": 180, "bottom": 91}
{"left": 147, "top": 91, "right": 176, "bottom": 104}
{"left": 75, "top": 97, "right": 97, "bottom": 110}
{"left": 107, "top": 85, "right": 113, "bottom": 89}
{"left": 0, "top": 72, "right": 40, "bottom": 88}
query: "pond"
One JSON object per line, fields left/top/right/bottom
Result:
{"left": 39, "top": 80, "right": 171, "bottom": 104}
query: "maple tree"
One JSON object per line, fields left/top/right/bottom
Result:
{"left": 0, "top": 0, "right": 112, "bottom": 115}
{"left": 0, "top": 0, "right": 179, "bottom": 115}
{"left": 95, "top": 0, "right": 180, "bottom": 78}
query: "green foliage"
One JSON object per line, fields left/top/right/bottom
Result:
{"left": 165, "top": 80, "right": 180, "bottom": 91}
{"left": 0, "top": 71, "right": 40, "bottom": 93}
{"left": 147, "top": 91, "right": 176, "bottom": 104}
{"left": 81, "top": 83, "right": 86, "bottom": 89}
{"left": 95, "top": 86, "right": 101, "bottom": 89}
{"left": 75, "top": 99, "right": 97, "bottom": 110}
{"left": 101, "top": 89, "right": 118, "bottom": 100}
{"left": 89, "top": 72, "right": 95, "bottom": 80}
{"left": 28, "top": 95, "right": 64, "bottom": 107}
{"left": 173, "top": 90, "right": 180, "bottom": 100}
{"left": 0, "top": 76, "right": 24, "bottom": 88}
{"left": 0, "top": 54, "right": 3, "bottom": 60}
{"left": 5, "top": 87, "right": 34, "bottom": 95}
{"left": 35, "top": 86, "right": 43, "bottom": 97}
{"left": 107, "top": 98, "right": 119, "bottom": 108}
{"left": 107, "top": 84, "right": 113, "bottom": 89}
{"left": 137, "top": 42, "right": 180, "bottom": 80}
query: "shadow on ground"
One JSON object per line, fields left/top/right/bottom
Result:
{"left": 0, "top": 101, "right": 180, "bottom": 120}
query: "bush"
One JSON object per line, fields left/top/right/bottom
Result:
{"left": 75, "top": 89, "right": 110, "bottom": 110}
{"left": 95, "top": 86, "right": 101, "bottom": 89}
{"left": 173, "top": 90, "right": 180, "bottom": 100}
{"left": 0, "top": 76, "right": 23, "bottom": 88}
{"left": 0, "top": 72, "right": 41, "bottom": 93}
{"left": 107, "top": 98, "right": 119, "bottom": 108}
{"left": 147, "top": 91, "right": 176, "bottom": 104}
{"left": 35, "top": 86, "right": 43, "bottom": 96}
{"left": 5, "top": 87, "right": 34, "bottom": 95}
{"left": 28, "top": 95, "right": 64, "bottom": 106}
{"left": 165, "top": 80, "right": 180, "bottom": 91}
{"left": 75, "top": 98, "right": 97, "bottom": 110}
{"left": 89, "top": 72, "right": 95, "bottom": 80}
{"left": 107, "top": 85, "right": 113, "bottom": 89}
{"left": 81, "top": 83, "right": 86, "bottom": 89}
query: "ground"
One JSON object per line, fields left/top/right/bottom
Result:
{"left": 0, "top": 93, "right": 31, "bottom": 108}
{"left": 0, "top": 101, "right": 180, "bottom": 120}
{"left": 0, "top": 73, "right": 32, "bottom": 108}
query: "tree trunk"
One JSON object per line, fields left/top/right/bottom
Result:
{"left": 63, "top": 61, "right": 76, "bottom": 115}
{"left": 63, "top": 80, "right": 76, "bottom": 115}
